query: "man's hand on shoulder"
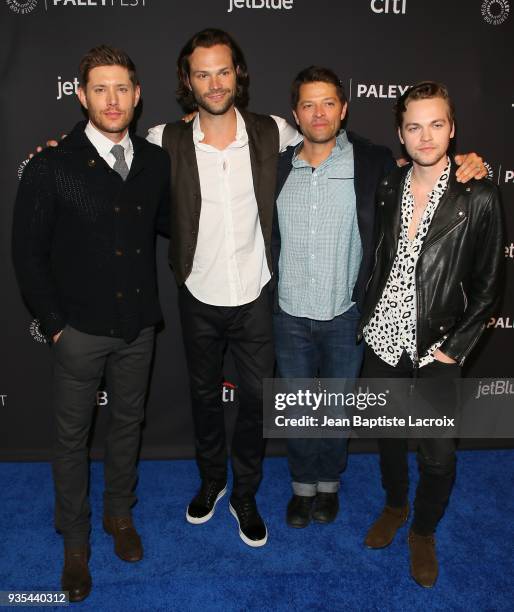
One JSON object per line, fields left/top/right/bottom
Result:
{"left": 28, "top": 134, "right": 67, "bottom": 159}
{"left": 454, "top": 152, "right": 487, "bottom": 183}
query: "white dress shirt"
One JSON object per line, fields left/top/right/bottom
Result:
{"left": 146, "top": 111, "right": 301, "bottom": 306}
{"left": 85, "top": 121, "right": 134, "bottom": 170}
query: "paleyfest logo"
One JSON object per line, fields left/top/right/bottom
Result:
{"left": 483, "top": 161, "right": 494, "bottom": 180}
{"left": 29, "top": 319, "right": 48, "bottom": 343}
{"left": 487, "top": 316, "right": 514, "bottom": 329}
{"left": 482, "top": 0, "right": 510, "bottom": 24}
{"left": 18, "top": 158, "right": 30, "bottom": 180}
{"left": 227, "top": 0, "right": 293, "bottom": 12}
{"left": 5, "top": 0, "right": 38, "bottom": 13}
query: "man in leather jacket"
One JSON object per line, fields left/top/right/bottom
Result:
{"left": 357, "top": 82, "right": 504, "bottom": 588}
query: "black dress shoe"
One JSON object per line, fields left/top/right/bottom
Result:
{"left": 61, "top": 546, "right": 92, "bottom": 603}
{"left": 186, "top": 479, "right": 227, "bottom": 524}
{"left": 103, "top": 516, "right": 143, "bottom": 562}
{"left": 229, "top": 496, "right": 267, "bottom": 547}
{"left": 311, "top": 492, "right": 339, "bottom": 524}
{"left": 286, "top": 494, "right": 315, "bottom": 528}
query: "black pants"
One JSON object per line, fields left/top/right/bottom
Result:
{"left": 178, "top": 285, "right": 274, "bottom": 500}
{"left": 361, "top": 345, "right": 459, "bottom": 535}
{"left": 52, "top": 325, "right": 154, "bottom": 547}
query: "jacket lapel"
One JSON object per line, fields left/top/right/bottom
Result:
{"left": 420, "top": 172, "right": 467, "bottom": 254}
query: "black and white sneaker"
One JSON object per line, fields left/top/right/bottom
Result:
{"left": 186, "top": 480, "right": 227, "bottom": 524}
{"left": 229, "top": 496, "right": 268, "bottom": 547}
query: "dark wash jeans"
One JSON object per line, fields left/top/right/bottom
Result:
{"left": 178, "top": 285, "right": 274, "bottom": 500}
{"left": 361, "top": 345, "right": 459, "bottom": 535}
{"left": 52, "top": 325, "right": 155, "bottom": 548}
{"left": 273, "top": 303, "right": 364, "bottom": 495}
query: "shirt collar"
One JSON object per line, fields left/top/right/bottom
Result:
{"left": 292, "top": 129, "right": 349, "bottom": 168}
{"left": 192, "top": 107, "right": 248, "bottom": 148}
{"left": 84, "top": 120, "right": 133, "bottom": 159}
{"left": 406, "top": 157, "right": 451, "bottom": 197}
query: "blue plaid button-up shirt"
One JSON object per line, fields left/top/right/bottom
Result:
{"left": 277, "top": 131, "right": 362, "bottom": 320}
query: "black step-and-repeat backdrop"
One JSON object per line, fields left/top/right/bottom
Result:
{"left": 1, "top": 0, "right": 513, "bottom": 460}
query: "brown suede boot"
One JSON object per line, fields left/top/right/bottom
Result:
{"left": 408, "top": 529, "right": 438, "bottom": 588}
{"left": 103, "top": 516, "right": 143, "bottom": 562}
{"left": 61, "top": 546, "right": 92, "bottom": 603}
{"left": 364, "top": 504, "right": 409, "bottom": 549}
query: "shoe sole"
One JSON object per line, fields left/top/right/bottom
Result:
{"left": 229, "top": 503, "right": 268, "bottom": 547}
{"left": 186, "top": 486, "right": 227, "bottom": 525}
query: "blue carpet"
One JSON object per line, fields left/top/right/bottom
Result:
{"left": 0, "top": 451, "right": 513, "bottom": 611}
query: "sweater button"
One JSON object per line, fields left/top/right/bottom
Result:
{"left": 116, "top": 291, "right": 123, "bottom": 299}
{"left": 87, "top": 159, "right": 96, "bottom": 167}
{"left": 115, "top": 249, "right": 123, "bottom": 256}
{"left": 114, "top": 206, "right": 120, "bottom": 213}
{"left": 136, "top": 205, "right": 142, "bottom": 212}
{"left": 439, "top": 326, "right": 444, "bottom": 331}
{"left": 136, "top": 288, "right": 141, "bottom": 294}
{"left": 136, "top": 248, "right": 141, "bottom": 254}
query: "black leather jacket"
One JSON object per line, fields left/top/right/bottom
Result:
{"left": 357, "top": 164, "right": 504, "bottom": 366}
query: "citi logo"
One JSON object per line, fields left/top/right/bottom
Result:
{"left": 487, "top": 316, "right": 514, "bottom": 329}
{"left": 505, "top": 243, "right": 514, "bottom": 259}
{"left": 222, "top": 381, "right": 236, "bottom": 402}
{"left": 227, "top": 0, "right": 293, "bottom": 12}
{"left": 481, "top": 0, "right": 510, "bottom": 25}
{"left": 5, "top": 0, "right": 38, "bottom": 14}
{"left": 357, "top": 83, "right": 410, "bottom": 99}
{"left": 371, "top": 0, "right": 406, "bottom": 14}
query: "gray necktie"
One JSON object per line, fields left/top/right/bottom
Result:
{"left": 111, "top": 144, "right": 129, "bottom": 180}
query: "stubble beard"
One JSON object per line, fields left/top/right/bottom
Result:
{"left": 194, "top": 89, "right": 236, "bottom": 116}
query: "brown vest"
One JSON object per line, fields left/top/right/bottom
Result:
{"left": 161, "top": 109, "right": 279, "bottom": 286}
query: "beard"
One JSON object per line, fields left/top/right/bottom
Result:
{"left": 193, "top": 88, "right": 236, "bottom": 116}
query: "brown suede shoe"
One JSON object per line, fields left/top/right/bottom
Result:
{"left": 364, "top": 504, "right": 409, "bottom": 549}
{"left": 61, "top": 546, "right": 92, "bottom": 603}
{"left": 103, "top": 516, "right": 143, "bottom": 562}
{"left": 408, "top": 529, "right": 438, "bottom": 588}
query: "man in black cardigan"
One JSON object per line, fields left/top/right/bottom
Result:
{"left": 12, "top": 46, "right": 170, "bottom": 602}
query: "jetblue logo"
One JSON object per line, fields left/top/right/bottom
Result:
{"left": 227, "top": 0, "right": 293, "bottom": 12}
{"left": 371, "top": 0, "right": 407, "bottom": 14}
{"left": 57, "top": 76, "right": 79, "bottom": 100}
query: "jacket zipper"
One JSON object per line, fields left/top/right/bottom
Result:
{"left": 460, "top": 282, "right": 468, "bottom": 310}
{"left": 459, "top": 323, "right": 485, "bottom": 366}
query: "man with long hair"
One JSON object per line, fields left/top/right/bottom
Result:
{"left": 147, "top": 28, "right": 300, "bottom": 547}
